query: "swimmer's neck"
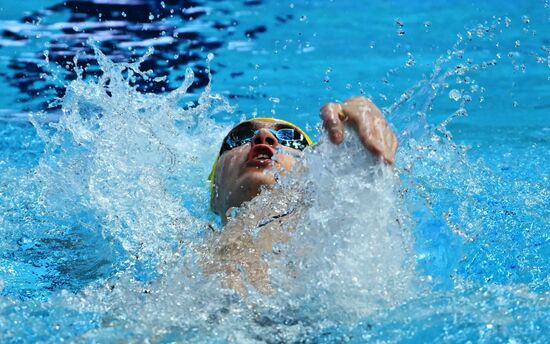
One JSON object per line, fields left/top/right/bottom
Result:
{"left": 221, "top": 186, "right": 301, "bottom": 226}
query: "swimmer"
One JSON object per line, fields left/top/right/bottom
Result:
{"left": 200, "top": 96, "right": 398, "bottom": 295}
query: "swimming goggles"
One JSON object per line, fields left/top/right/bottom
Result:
{"left": 220, "top": 126, "right": 310, "bottom": 155}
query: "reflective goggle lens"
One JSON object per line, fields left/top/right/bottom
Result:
{"left": 220, "top": 127, "right": 308, "bottom": 155}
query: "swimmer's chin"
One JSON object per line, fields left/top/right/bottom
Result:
{"left": 238, "top": 170, "right": 277, "bottom": 193}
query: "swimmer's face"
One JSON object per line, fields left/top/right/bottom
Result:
{"left": 212, "top": 119, "right": 303, "bottom": 222}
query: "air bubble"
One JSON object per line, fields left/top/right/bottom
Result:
{"left": 449, "top": 89, "right": 461, "bottom": 101}
{"left": 406, "top": 52, "right": 415, "bottom": 67}
{"left": 455, "top": 108, "right": 467, "bottom": 116}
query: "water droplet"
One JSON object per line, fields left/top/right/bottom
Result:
{"left": 454, "top": 64, "right": 467, "bottom": 75}
{"left": 522, "top": 15, "right": 530, "bottom": 24}
{"left": 160, "top": 1, "right": 166, "bottom": 8}
{"left": 207, "top": 53, "right": 214, "bottom": 61}
{"left": 449, "top": 89, "right": 461, "bottom": 101}
{"left": 269, "top": 97, "right": 280, "bottom": 104}
{"left": 148, "top": 13, "right": 155, "bottom": 21}
{"left": 395, "top": 18, "right": 405, "bottom": 36}
{"left": 515, "top": 40, "right": 520, "bottom": 48}
{"left": 121, "top": 11, "right": 127, "bottom": 18}
{"left": 289, "top": 3, "right": 295, "bottom": 8}
{"left": 299, "top": 15, "right": 307, "bottom": 22}
{"left": 405, "top": 52, "right": 415, "bottom": 67}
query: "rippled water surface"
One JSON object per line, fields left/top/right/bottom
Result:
{"left": 0, "top": 0, "right": 548, "bottom": 343}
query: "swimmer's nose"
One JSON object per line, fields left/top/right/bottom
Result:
{"left": 251, "top": 128, "right": 278, "bottom": 147}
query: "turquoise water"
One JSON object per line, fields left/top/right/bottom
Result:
{"left": 0, "top": 0, "right": 548, "bottom": 342}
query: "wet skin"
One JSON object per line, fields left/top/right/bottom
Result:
{"left": 211, "top": 120, "right": 302, "bottom": 223}
{"left": 205, "top": 96, "right": 398, "bottom": 295}
{"left": 212, "top": 97, "right": 398, "bottom": 221}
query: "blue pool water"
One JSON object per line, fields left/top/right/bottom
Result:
{"left": 0, "top": 0, "right": 548, "bottom": 342}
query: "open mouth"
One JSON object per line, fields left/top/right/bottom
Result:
{"left": 247, "top": 144, "right": 275, "bottom": 166}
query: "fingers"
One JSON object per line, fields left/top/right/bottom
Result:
{"left": 384, "top": 125, "right": 398, "bottom": 165}
{"left": 342, "top": 96, "right": 396, "bottom": 164}
{"left": 349, "top": 110, "right": 385, "bottom": 158}
{"left": 321, "top": 96, "right": 398, "bottom": 164}
{"left": 341, "top": 98, "right": 383, "bottom": 154}
{"left": 320, "top": 103, "right": 345, "bottom": 144}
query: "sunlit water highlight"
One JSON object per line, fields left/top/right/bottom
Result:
{"left": 0, "top": 12, "right": 549, "bottom": 344}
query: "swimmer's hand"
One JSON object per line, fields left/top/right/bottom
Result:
{"left": 320, "top": 96, "right": 398, "bottom": 164}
